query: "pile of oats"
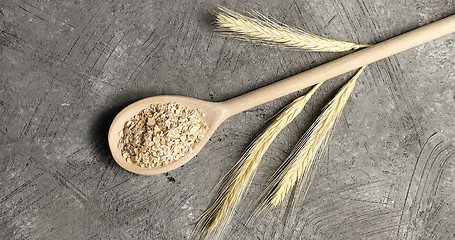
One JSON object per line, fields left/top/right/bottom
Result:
{"left": 119, "top": 103, "right": 209, "bottom": 168}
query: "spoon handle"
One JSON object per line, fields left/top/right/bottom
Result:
{"left": 221, "top": 14, "right": 455, "bottom": 116}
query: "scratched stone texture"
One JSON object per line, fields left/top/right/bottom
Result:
{"left": 1, "top": 0, "right": 454, "bottom": 239}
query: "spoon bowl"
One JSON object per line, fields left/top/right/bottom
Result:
{"left": 108, "top": 95, "right": 228, "bottom": 175}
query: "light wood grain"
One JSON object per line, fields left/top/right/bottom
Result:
{"left": 108, "top": 14, "right": 455, "bottom": 175}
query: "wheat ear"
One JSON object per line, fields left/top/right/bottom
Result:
{"left": 192, "top": 83, "right": 322, "bottom": 240}
{"left": 213, "top": 6, "right": 369, "bottom": 52}
{"left": 255, "top": 66, "right": 366, "bottom": 213}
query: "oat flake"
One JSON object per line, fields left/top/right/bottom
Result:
{"left": 119, "top": 103, "right": 208, "bottom": 168}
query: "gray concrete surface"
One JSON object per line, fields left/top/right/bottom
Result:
{"left": 1, "top": 0, "right": 455, "bottom": 239}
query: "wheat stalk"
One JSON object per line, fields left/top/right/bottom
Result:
{"left": 193, "top": 5, "right": 369, "bottom": 239}
{"left": 192, "top": 83, "right": 322, "bottom": 240}
{"left": 213, "top": 6, "right": 369, "bottom": 52}
{"left": 255, "top": 66, "right": 366, "bottom": 213}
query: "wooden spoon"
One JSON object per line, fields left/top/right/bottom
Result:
{"left": 109, "top": 14, "right": 455, "bottom": 175}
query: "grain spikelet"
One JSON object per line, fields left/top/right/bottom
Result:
{"left": 255, "top": 66, "right": 366, "bottom": 214}
{"left": 192, "top": 83, "right": 323, "bottom": 240}
{"left": 213, "top": 6, "right": 369, "bottom": 52}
